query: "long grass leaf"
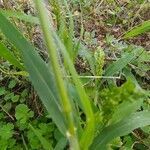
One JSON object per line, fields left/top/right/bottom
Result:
{"left": 123, "top": 20, "right": 150, "bottom": 38}
{"left": 34, "top": 1, "right": 80, "bottom": 149}
{"left": 0, "top": 9, "right": 39, "bottom": 24}
{"left": 53, "top": 24, "right": 95, "bottom": 149}
{"left": 0, "top": 43, "right": 24, "bottom": 70}
{"left": 104, "top": 49, "right": 141, "bottom": 76}
{"left": 0, "top": 12, "right": 66, "bottom": 135}
{"left": 110, "top": 99, "right": 143, "bottom": 124}
{"left": 34, "top": 1, "right": 95, "bottom": 148}
{"left": 54, "top": 137, "right": 67, "bottom": 150}
{"left": 91, "top": 111, "right": 150, "bottom": 150}
{"left": 123, "top": 67, "right": 141, "bottom": 88}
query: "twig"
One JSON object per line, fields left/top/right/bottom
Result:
{"left": 21, "top": 134, "right": 29, "bottom": 150}
{"left": 105, "top": 57, "right": 117, "bottom": 61}
{"left": 32, "top": 89, "right": 42, "bottom": 117}
{"left": 65, "top": 75, "right": 121, "bottom": 79}
{"left": 0, "top": 104, "right": 15, "bottom": 121}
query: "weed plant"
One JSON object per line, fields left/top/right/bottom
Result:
{"left": 0, "top": 0, "right": 150, "bottom": 149}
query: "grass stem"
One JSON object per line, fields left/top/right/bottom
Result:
{"left": 34, "top": 1, "right": 79, "bottom": 149}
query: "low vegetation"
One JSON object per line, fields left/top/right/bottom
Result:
{"left": 0, "top": 0, "right": 150, "bottom": 149}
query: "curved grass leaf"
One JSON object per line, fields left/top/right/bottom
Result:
{"left": 110, "top": 99, "right": 143, "bottom": 124}
{"left": 123, "top": 67, "right": 141, "bottom": 88}
{"left": 53, "top": 28, "right": 95, "bottom": 149}
{"left": 0, "top": 9, "right": 39, "bottom": 24}
{"left": 91, "top": 111, "right": 150, "bottom": 150}
{"left": 0, "top": 43, "right": 24, "bottom": 70}
{"left": 0, "top": 13, "right": 66, "bottom": 135}
{"left": 54, "top": 137, "right": 67, "bottom": 150}
{"left": 123, "top": 20, "right": 150, "bottom": 39}
{"left": 104, "top": 48, "right": 141, "bottom": 76}
{"left": 34, "top": 1, "right": 95, "bottom": 148}
{"left": 34, "top": 1, "right": 80, "bottom": 149}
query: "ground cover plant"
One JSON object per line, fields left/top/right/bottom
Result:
{"left": 0, "top": 0, "right": 150, "bottom": 149}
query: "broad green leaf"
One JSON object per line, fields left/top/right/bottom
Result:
{"left": 0, "top": 13, "right": 66, "bottom": 135}
{"left": 91, "top": 111, "right": 150, "bottom": 150}
{"left": 104, "top": 48, "right": 141, "bottom": 76}
{"left": 123, "top": 20, "right": 150, "bottom": 39}
{"left": 54, "top": 137, "right": 67, "bottom": 150}
{"left": 29, "top": 124, "right": 53, "bottom": 150}
{"left": 110, "top": 99, "right": 143, "bottom": 124}
{"left": 123, "top": 67, "right": 141, "bottom": 88}
{"left": 0, "top": 43, "right": 24, "bottom": 70}
{"left": 0, "top": 9, "right": 39, "bottom": 24}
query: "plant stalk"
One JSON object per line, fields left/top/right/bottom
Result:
{"left": 53, "top": 23, "right": 95, "bottom": 150}
{"left": 34, "top": 0, "right": 79, "bottom": 149}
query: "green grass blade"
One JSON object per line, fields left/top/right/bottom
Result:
{"left": 63, "top": 0, "right": 76, "bottom": 61}
{"left": 34, "top": 1, "right": 80, "bottom": 149}
{"left": 35, "top": 1, "right": 95, "bottom": 148}
{"left": 0, "top": 9, "right": 39, "bottom": 24}
{"left": 53, "top": 27, "right": 95, "bottom": 149}
{"left": 0, "top": 12, "right": 66, "bottom": 135}
{"left": 54, "top": 137, "right": 67, "bottom": 150}
{"left": 91, "top": 111, "right": 150, "bottom": 150}
{"left": 29, "top": 124, "right": 53, "bottom": 150}
{"left": 123, "top": 67, "right": 141, "bottom": 88}
{"left": 104, "top": 48, "right": 141, "bottom": 76}
{"left": 0, "top": 43, "right": 24, "bottom": 70}
{"left": 123, "top": 20, "right": 150, "bottom": 39}
{"left": 110, "top": 99, "right": 143, "bottom": 124}
{"left": 53, "top": 0, "right": 75, "bottom": 61}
